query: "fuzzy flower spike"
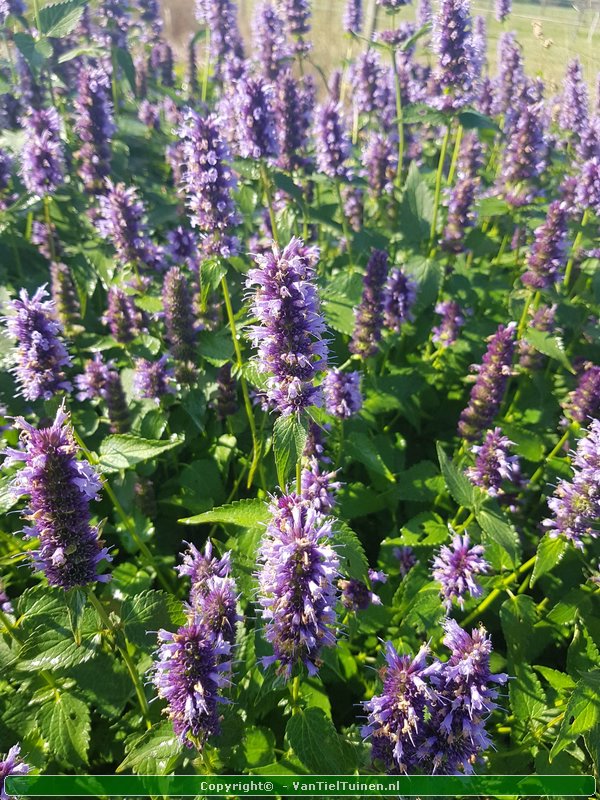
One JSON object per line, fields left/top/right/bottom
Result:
{"left": 246, "top": 237, "right": 329, "bottom": 415}
{"left": 3, "top": 404, "right": 111, "bottom": 589}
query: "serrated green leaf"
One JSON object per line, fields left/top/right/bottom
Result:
{"left": 534, "top": 665, "right": 576, "bottom": 693}
{"left": 500, "top": 595, "right": 539, "bottom": 661}
{"left": 117, "top": 723, "right": 182, "bottom": 774}
{"left": 273, "top": 415, "right": 308, "bottom": 488}
{"left": 437, "top": 442, "right": 480, "bottom": 509}
{"left": 524, "top": 329, "right": 575, "bottom": 374}
{"left": 39, "top": 0, "right": 87, "bottom": 38}
{"left": 0, "top": 474, "right": 18, "bottom": 514}
{"left": 551, "top": 671, "right": 600, "bottom": 760}
{"left": 323, "top": 294, "right": 356, "bottom": 336}
{"left": 286, "top": 708, "right": 349, "bottom": 774}
{"left": 232, "top": 725, "right": 276, "bottom": 770}
{"left": 17, "top": 608, "right": 100, "bottom": 672}
{"left": 477, "top": 504, "right": 521, "bottom": 568}
{"left": 99, "top": 433, "right": 184, "bottom": 472}
{"left": 458, "top": 109, "right": 501, "bottom": 133}
{"left": 345, "top": 432, "right": 396, "bottom": 483}
{"left": 331, "top": 521, "right": 368, "bottom": 580}
{"left": 509, "top": 662, "right": 547, "bottom": 725}
{"left": 178, "top": 497, "right": 268, "bottom": 527}
{"left": 531, "top": 534, "right": 568, "bottom": 585}
{"left": 121, "top": 590, "right": 186, "bottom": 649}
{"left": 399, "top": 163, "right": 435, "bottom": 244}
{"left": 37, "top": 692, "right": 90, "bottom": 767}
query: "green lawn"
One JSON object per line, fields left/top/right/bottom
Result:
{"left": 162, "top": 0, "right": 600, "bottom": 94}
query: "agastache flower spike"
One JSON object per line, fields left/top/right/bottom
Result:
{"left": 257, "top": 492, "right": 339, "bottom": 678}
{"left": 575, "top": 156, "right": 600, "bottom": 216}
{"left": 522, "top": 200, "right": 569, "bottom": 289}
{"left": 441, "top": 175, "right": 479, "bottom": 253}
{"left": 363, "top": 132, "right": 397, "bottom": 196}
{"left": 195, "top": 0, "right": 245, "bottom": 81}
{"left": 152, "top": 623, "right": 231, "bottom": 748}
{"left": 73, "top": 64, "right": 115, "bottom": 193}
{"left": 432, "top": 533, "right": 489, "bottom": 610}
{"left": 323, "top": 370, "right": 363, "bottom": 419}
{"left": 467, "top": 427, "right": 521, "bottom": 498}
{"left": 542, "top": 418, "right": 600, "bottom": 550}
{"left": 96, "top": 180, "right": 159, "bottom": 270}
{"left": 104, "top": 368, "right": 130, "bottom": 434}
{"left": 275, "top": 0, "right": 312, "bottom": 53}
{"left": 229, "top": 73, "right": 279, "bottom": 160}
{"left": 274, "top": 70, "right": 314, "bottom": 171}
{"left": 431, "top": 0, "right": 476, "bottom": 110}
{"left": 343, "top": 0, "right": 362, "bottom": 33}
{"left": 422, "top": 620, "right": 508, "bottom": 774}
{"left": 246, "top": 238, "right": 329, "bottom": 416}
{"left": 103, "top": 288, "right": 144, "bottom": 344}
{"left": 314, "top": 99, "right": 352, "bottom": 180}
{"left": 3, "top": 286, "right": 72, "bottom": 402}
{"left": 178, "top": 110, "right": 239, "bottom": 257}
{"left": 500, "top": 84, "right": 547, "bottom": 207}
{"left": 75, "top": 353, "right": 111, "bottom": 401}
{"left": 133, "top": 356, "right": 174, "bottom": 403}
{"left": 495, "top": 0, "right": 510, "bottom": 22}
{"left": 3, "top": 404, "right": 111, "bottom": 589}
{"left": 559, "top": 58, "right": 589, "bottom": 138}
{"left": 562, "top": 363, "right": 600, "bottom": 426}
{"left": 216, "top": 364, "right": 239, "bottom": 420}
{"left": 494, "top": 33, "right": 525, "bottom": 117}
{"left": 350, "top": 249, "right": 388, "bottom": 358}
{"left": 0, "top": 744, "right": 30, "bottom": 800}
{"left": 518, "top": 304, "right": 557, "bottom": 370}
{"left": 162, "top": 267, "right": 197, "bottom": 374}
{"left": 458, "top": 322, "right": 516, "bottom": 441}
{"left": 301, "top": 457, "right": 342, "bottom": 513}
{"left": 432, "top": 300, "right": 465, "bottom": 348}
{"left": 383, "top": 268, "right": 417, "bottom": 332}
{"left": 253, "top": 3, "right": 290, "bottom": 80}
{"left": 20, "top": 108, "right": 65, "bottom": 197}
{"left": 361, "top": 642, "right": 434, "bottom": 774}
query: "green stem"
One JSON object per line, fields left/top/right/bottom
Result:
{"left": 220, "top": 275, "right": 261, "bottom": 489}
{"left": 31, "top": 0, "right": 41, "bottom": 32}
{"left": 290, "top": 675, "right": 301, "bottom": 714}
{"left": 43, "top": 196, "right": 57, "bottom": 262}
{"left": 446, "top": 123, "right": 463, "bottom": 187}
{"left": 461, "top": 555, "right": 536, "bottom": 627}
{"left": 260, "top": 163, "right": 279, "bottom": 246}
{"left": 529, "top": 428, "right": 571, "bottom": 485}
{"left": 87, "top": 590, "right": 152, "bottom": 730}
{"left": 564, "top": 208, "right": 589, "bottom": 289}
{"left": 334, "top": 179, "right": 353, "bottom": 265}
{"left": 201, "top": 27, "right": 211, "bottom": 104}
{"left": 516, "top": 290, "right": 539, "bottom": 340}
{"left": 390, "top": 47, "right": 404, "bottom": 187}
{"left": 429, "top": 126, "right": 450, "bottom": 250}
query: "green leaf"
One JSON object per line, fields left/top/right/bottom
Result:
{"left": 121, "top": 590, "right": 186, "bottom": 649}
{"left": 117, "top": 723, "right": 182, "bottom": 774}
{"left": 551, "top": 672, "right": 600, "bottom": 760}
{"left": 531, "top": 534, "right": 568, "bottom": 586}
{"left": 323, "top": 294, "right": 356, "bottom": 336}
{"left": 458, "top": 109, "right": 501, "bottom": 133}
{"left": 286, "top": 708, "right": 349, "bottom": 774}
{"left": 0, "top": 474, "right": 18, "bottom": 514}
{"left": 68, "top": 652, "right": 132, "bottom": 717}
{"left": 500, "top": 595, "right": 539, "bottom": 662}
{"left": 13, "top": 32, "right": 50, "bottom": 70}
{"left": 232, "top": 725, "right": 276, "bottom": 769}
{"left": 36, "top": 692, "right": 90, "bottom": 767}
{"left": 534, "top": 665, "right": 576, "bottom": 693}
{"left": 114, "top": 46, "right": 136, "bottom": 93}
{"left": 524, "top": 329, "right": 575, "bottom": 374}
{"left": 273, "top": 415, "right": 308, "bottom": 488}
{"left": 477, "top": 504, "right": 521, "bottom": 568}
{"left": 39, "top": 0, "right": 87, "bottom": 38}
{"left": 509, "top": 662, "right": 547, "bottom": 725}
{"left": 99, "top": 433, "right": 184, "bottom": 472}
{"left": 331, "top": 521, "right": 368, "bottom": 580}
{"left": 18, "top": 609, "right": 100, "bottom": 672}
{"left": 436, "top": 442, "right": 480, "bottom": 510}
{"left": 178, "top": 497, "right": 268, "bottom": 527}
{"left": 345, "top": 432, "right": 395, "bottom": 483}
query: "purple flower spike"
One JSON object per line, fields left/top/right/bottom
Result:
{"left": 562, "top": 363, "right": 600, "bottom": 426}
{"left": 383, "top": 268, "right": 417, "bottom": 332}
{"left": 216, "top": 363, "right": 239, "bottom": 420}
{"left": 495, "top": 0, "right": 510, "bottom": 22}
{"left": 75, "top": 354, "right": 111, "bottom": 401}
{"left": 522, "top": 200, "right": 569, "bottom": 289}
{"left": 20, "top": 108, "right": 65, "bottom": 196}
{"left": 500, "top": 84, "right": 547, "bottom": 207}
{"left": 273, "top": 70, "right": 314, "bottom": 171}
{"left": 96, "top": 180, "right": 159, "bottom": 270}
{"left": 1, "top": 744, "right": 29, "bottom": 800}
{"left": 494, "top": 33, "right": 525, "bottom": 117}
{"left": 432, "top": 533, "right": 489, "bottom": 610}
{"left": 431, "top": 0, "right": 476, "bottom": 110}
{"left": 178, "top": 110, "right": 239, "bottom": 256}
{"left": 133, "top": 356, "right": 174, "bottom": 403}
{"left": 152, "top": 624, "right": 231, "bottom": 748}
{"left": 195, "top": 0, "right": 245, "bottom": 81}
{"left": 103, "top": 288, "right": 144, "bottom": 344}
{"left": 323, "top": 370, "right": 363, "bottom": 419}
{"left": 542, "top": 418, "right": 600, "bottom": 550}
{"left": 432, "top": 300, "right": 465, "bottom": 348}
{"left": 559, "top": 58, "right": 589, "bottom": 138}
{"left": 257, "top": 492, "right": 339, "bottom": 679}
{"left": 363, "top": 132, "right": 397, "bottom": 196}
{"left": 3, "top": 404, "right": 111, "bottom": 590}
{"left": 3, "top": 286, "right": 72, "bottom": 402}
{"left": 314, "top": 99, "right": 352, "bottom": 180}
{"left": 467, "top": 427, "right": 521, "bottom": 498}
{"left": 441, "top": 176, "right": 479, "bottom": 253}
{"left": 253, "top": 3, "right": 290, "bottom": 80}
{"left": 229, "top": 73, "right": 279, "bottom": 160}
{"left": 518, "top": 305, "right": 557, "bottom": 370}
{"left": 275, "top": 0, "right": 311, "bottom": 53}
{"left": 74, "top": 64, "right": 115, "bottom": 192}
{"left": 423, "top": 620, "right": 508, "bottom": 774}
{"left": 246, "top": 238, "right": 329, "bottom": 416}
{"left": 301, "top": 456, "right": 341, "bottom": 513}
{"left": 575, "top": 156, "right": 600, "bottom": 216}
{"left": 350, "top": 250, "right": 389, "bottom": 358}
{"left": 339, "top": 576, "right": 382, "bottom": 611}
{"left": 343, "top": 0, "right": 362, "bottom": 33}
{"left": 361, "top": 642, "right": 434, "bottom": 774}
{"left": 177, "top": 541, "right": 232, "bottom": 603}
{"left": 393, "top": 545, "right": 418, "bottom": 576}
{"left": 458, "top": 322, "right": 516, "bottom": 442}
{"left": 162, "top": 266, "right": 198, "bottom": 371}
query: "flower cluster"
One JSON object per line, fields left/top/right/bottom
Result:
{"left": 383, "top": 268, "right": 417, "bottom": 332}
{"left": 257, "top": 492, "right": 339, "bottom": 678}
{"left": 350, "top": 250, "right": 389, "bottom": 358}
{"left": 73, "top": 64, "right": 115, "bottom": 192}
{"left": 96, "top": 180, "right": 159, "bottom": 270}
{"left": 323, "top": 370, "right": 363, "bottom": 419}
{"left": 467, "top": 427, "right": 521, "bottom": 498}
{"left": 20, "top": 107, "right": 65, "bottom": 196}
{"left": 432, "top": 533, "right": 489, "bottom": 610}
{"left": 246, "top": 238, "right": 329, "bottom": 415}
{"left": 522, "top": 201, "right": 569, "bottom": 289}
{"left": 3, "top": 405, "right": 111, "bottom": 589}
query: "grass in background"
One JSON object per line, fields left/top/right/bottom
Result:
{"left": 161, "top": 0, "right": 600, "bottom": 94}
